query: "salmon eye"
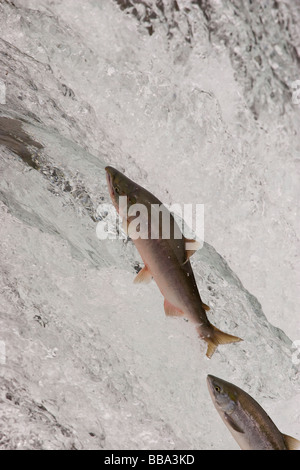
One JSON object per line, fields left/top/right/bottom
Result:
{"left": 114, "top": 185, "right": 121, "bottom": 194}
{"left": 214, "top": 385, "right": 221, "bottom": 393}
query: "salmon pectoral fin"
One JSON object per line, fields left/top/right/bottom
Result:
{"left": 200, "top": 324, "right": 243, "bottom": 359}
{"left": 134, "top": 266, "right": 152, "bottom": 284}
{"left": 282, "top": 434, "right": 300, "bottom": 450}
{"left": 224, "top": 413, "right": 244, "bottom": 433}
{"left": 164, "top": 299, "right": 184, "bottom": 317}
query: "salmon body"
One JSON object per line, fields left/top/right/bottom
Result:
{"left": 105, "top": 166, "right": 242, "bottom": 357}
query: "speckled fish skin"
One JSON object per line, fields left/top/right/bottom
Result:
{"left": 105, "top": 166, "right": 242, "bottom": 358}
{"left": 207, "top": 375, "right": 300, "bottom": 450}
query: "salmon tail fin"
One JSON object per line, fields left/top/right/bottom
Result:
{"left": 203, "top": 324, "right": 243, "bottom": 359}
{"left": 282, "top": 433, "right": 300, "bottom": 450}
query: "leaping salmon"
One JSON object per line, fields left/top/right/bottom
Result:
{"left": 105, "top": 166, "right": 242, "bottom": 358}
{"left": 207, "top": 374, "right": 300, "bottom": 450}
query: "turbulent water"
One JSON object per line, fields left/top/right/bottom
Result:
{"left": 0, "top": 0, "right": 299, "bottom": 450}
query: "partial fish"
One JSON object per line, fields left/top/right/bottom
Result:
{"left": 207, "top": 374, "right": 300, "bottom": 450}
{"left": 105, "top": 166, "right": 242, "bottom": 358}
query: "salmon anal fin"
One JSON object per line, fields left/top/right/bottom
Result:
{"left": 282, "top": 434, "right": 300, "bottom": 450}
{"left": 164, "top": 299, "right": 184, "bottom": 317}
{"left": 134, "top": 266, "right": 152, "bottom": 284}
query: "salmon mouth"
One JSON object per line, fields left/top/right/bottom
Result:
{"left": 206, "top": 375, "right": 215, "bottom": 393}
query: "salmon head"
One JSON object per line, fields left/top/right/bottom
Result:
{"left": 207, "top": 375, "right": 239, "bottom": 415}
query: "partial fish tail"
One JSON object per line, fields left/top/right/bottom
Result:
{"left": 198, "top": 324, "right": 242, "bottom": 359}
{"left": 282, "top": 434, "right": 300, "bottom": 450}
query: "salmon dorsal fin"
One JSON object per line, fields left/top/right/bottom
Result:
{"left": 134, "top": 266, "right": 152, "bottom": 284}
{"left": 184, "top": 237, "right": 202, "bottom": 263}
{"left": 282, "top": 433, "right": 300, "bottom": 450}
